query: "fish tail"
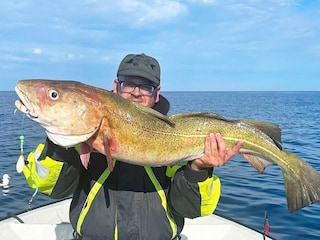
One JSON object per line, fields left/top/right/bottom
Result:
{"left": 282, "top": 150, "right": 320, "bottom": 213}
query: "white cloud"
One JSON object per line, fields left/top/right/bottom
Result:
{"left": 187, "top": 0, "right": 217, "bottom": 4}
{"left": 134, "top": 1, "right": 187, "bottom": 24}
{"left": 32, "top": 48, "right": 43, "bottom": 54}
{"left": 67, "top": 53, "right": 74, "bottom": 59}
{"left": 80, "top": 0, "right": 188, "bottom": 26}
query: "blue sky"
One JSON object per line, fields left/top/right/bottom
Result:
{"left": 1, "top": 0, "right": 320, "bottom": 91}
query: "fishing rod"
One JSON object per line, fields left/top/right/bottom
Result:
{"left": 15, "top": 112, "right": 38, "bottom": 209}
{"left": 263, "top": 211, "right": 270, "bottom": 240}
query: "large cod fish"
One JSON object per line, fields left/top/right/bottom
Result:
{"left": 15, "top": 79, "right": 320, "bottom": 213}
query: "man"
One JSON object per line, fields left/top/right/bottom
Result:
{"left": 23, "top": 53, "right": 243, "bottom": 239}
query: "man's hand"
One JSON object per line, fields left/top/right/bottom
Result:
{"left": 190, "top": 133, "right": 244, "bottom": 171}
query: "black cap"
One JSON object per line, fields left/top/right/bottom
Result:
{"left": 117, "top": 53, "right": 160, "bottom": 85}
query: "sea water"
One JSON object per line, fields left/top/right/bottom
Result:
{"left": 1, "top": 91, "right": 320, "bottom": 239}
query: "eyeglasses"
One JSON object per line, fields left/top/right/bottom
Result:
{"left": 118, "top": 81, "right": 157, "bottom": 96}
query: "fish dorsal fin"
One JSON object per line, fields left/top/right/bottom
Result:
{"left": 170, "top": 112, "right": 229, "bottom": 121}
{"left": 239, "top": 120, "right": 282, "bottom": 150}
{"left": 170, "top": 112, "right": 282, "bottom": 150}
{"left": 134, "top": 103, "right": 175, "bottom": 127}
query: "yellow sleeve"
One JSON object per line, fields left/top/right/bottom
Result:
{"left": 23, "top": 143, "right": 64, "bottom": 196}
{"left": 198, "top": 175, "right": 221, "bottom": 216}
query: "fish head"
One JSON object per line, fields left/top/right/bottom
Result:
{"left": 15, "top": 79, "right": 101, "bottom": 147}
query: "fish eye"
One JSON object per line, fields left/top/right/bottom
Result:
{"left": 48, "top": 89, "right": 59, "bottom": 100}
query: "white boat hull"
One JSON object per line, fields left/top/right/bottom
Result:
{"left": 0, "top": 198, "right": 273, "bottom": 240}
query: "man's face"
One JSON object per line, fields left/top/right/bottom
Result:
{"left": 113, "top": 76, "right": 160, "bottom": 108}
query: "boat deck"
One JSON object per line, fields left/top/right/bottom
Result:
{"left": 0, "top": 198, "right": 274, "bottom": 240}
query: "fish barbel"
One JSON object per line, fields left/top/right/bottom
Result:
{"left": 14, "top": 79, "right": 320, "bottom": 213}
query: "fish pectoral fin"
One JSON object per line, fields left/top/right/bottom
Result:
{"left": 240, "top": 153, "right": 273, "bottom": 173}
{"left": 103, "top": 133, "right": 114, "bottom": 172}
{"left": 80, "top": 142, "right": 92, "bottom": 169}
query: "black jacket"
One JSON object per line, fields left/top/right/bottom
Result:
{"left": 23, "top": 98, "right": 221, "bottom": 240}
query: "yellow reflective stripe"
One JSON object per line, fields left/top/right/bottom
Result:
{"left": 114, "top": 206, "right": 118, "bottom": 240}
{"left": 74, "top": 144, "right": 81, "bottom": 154}
{"left": 23, "top": 144, "right": 64, "bottom": 195}
{"left": 144, "top": 167, "right": 177, "bottom": 239}
{"left": 76, "top": 160, "right": 116, "bottom": 234}
{"left": 165, "top": 165, "right": 182, "bottom": 178}
{"left": 198, "top": 175, "right": 221, "bottom": 216}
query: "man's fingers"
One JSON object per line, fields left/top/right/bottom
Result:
{"left": 214, "top": 133, "right": 223, "bottom": 145}
{"left": 208, "top": 133, "right": 217, "bottom": 151}
{"left": 200, "top": 133, "right": 244, "bottom": 168}
{"left": 225, "top": 140, "right": 244, "bottom": 160}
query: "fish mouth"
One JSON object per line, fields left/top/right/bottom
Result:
{"left": 14, "top": 86, "right": 39, "bottom": 119}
